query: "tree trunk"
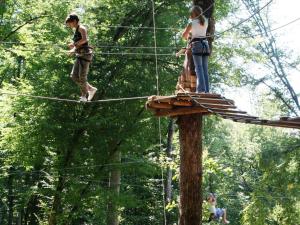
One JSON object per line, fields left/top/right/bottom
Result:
{"left": 8, "top": 167, "right": 14, "bottom": 225}
{"left": 16, "top": 210, "right": 23, "bottom": 225}
{"left": 24, "top": 194, "right": 39, "bottom": 225}
{"left": 48, "top": 129, "right": 85, "bottom": 225}
{"left": 106, "top": 150, "right": 121, "bottom": 225}
{"left": 177, "top": 115, "right": 203, "bottom": 225}
{"left": 165, "top": 119, "right": 175, "bottom": 225}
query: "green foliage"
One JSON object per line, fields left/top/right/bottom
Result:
{"left": 0, "top": 0, "right": 299, "bottom": 225}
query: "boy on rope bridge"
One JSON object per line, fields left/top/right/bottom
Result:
{"left": 65, "top": 13, "right": 97, "bottom": 102}
{"left": 207, "top": 193, "right": 230, "bottom": 224}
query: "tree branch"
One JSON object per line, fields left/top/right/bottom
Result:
{"left": 2, "top": 14, "right": 50, "bottom": 41}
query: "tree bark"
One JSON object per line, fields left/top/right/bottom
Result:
{"left": 165, "top": 119, "right": 175, "bottom": 225}
{"left": 106, "top": 150, "right": 121, "bottom": 225}
{"left": 177, "top": 115, "right": 203, "bottom": 225}
{"left": 8, "top": 167, "right": 14, "bottom": 225}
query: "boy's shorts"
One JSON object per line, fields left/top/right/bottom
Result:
{"left": 215, "top": 208, "right": 225, "bottom": 218}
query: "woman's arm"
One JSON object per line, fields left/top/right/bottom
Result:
{"left": 182, "top": 24, "right": 191, "bottom": 40}
{"left": 75, "top": 26, "right": 88, "bottom": 47}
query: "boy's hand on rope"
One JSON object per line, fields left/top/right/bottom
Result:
{"left": 68, "top": 43, "right": 75, "bottom": 49}
{"left": 176, "top": 48, "right": 186, "bottom": 57}
{"left": 68, "top": 47, "right": 76, "bottom": 56}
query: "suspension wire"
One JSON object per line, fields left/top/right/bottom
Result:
{"left": 0, "top": 170, "right": 164, "bottom": 185}
{"left": 0, "top": 160, "right": 158, "bottom": 177}
{"left": 0, "top": 91, "right": 149, "bottom": 103}
{"left": 151, "top": 1, "right": 167, "bottom": 224}
{"left": 0, "top": 41, "right": 178, "bottom": 50}
{"left": 214, "top": 0, "right": 273, "bottom": 39}
{"left": 5, "top": 7, "right": 300, "bottom": 56}
{"left": 238, "top": 15, "right": 300, "bottom": 39}
{"left": 0, "top": 0, "right": 273, "bottom": 53}
{"left": 104, "top": 24, "right": 179, "bottom": 31}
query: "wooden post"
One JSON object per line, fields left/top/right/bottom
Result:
{"left": 177, "top": 114, "right": 203, "bottom": 225}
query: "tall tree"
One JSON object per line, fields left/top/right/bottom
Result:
{"left": 241, "top": 0, "right": 300, "bottom": 115}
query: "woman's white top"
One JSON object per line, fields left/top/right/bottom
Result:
{"left": 191, "top": 17, "right": 208, "bottom": 39}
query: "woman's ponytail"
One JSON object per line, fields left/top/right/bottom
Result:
{"left": 190, "top": 6, "right": 205, "bottom": 25}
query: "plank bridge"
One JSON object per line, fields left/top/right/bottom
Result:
{"left": 146, "top": 92, "right": 300, "bottom": 129}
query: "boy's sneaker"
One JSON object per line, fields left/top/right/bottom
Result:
{"left": 79, "top": 96, "right": 88, "bottom": 102}
{"left": 88, "top": 88, "right": 97, "bottom": 101}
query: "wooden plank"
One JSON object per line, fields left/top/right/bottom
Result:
{"left": 193, "top": 98, "right": 234, "bottom": 105}
{"left": 172, "top": 100, "right": 193, "bottom": 107}
{"left": 280, "top": 117, "right": 300, "bottom": 122}
{"left": 267, "top": 121, "right": 300, "bottom": 127}
{"left": 225, "top": 118, "right": 300, "bottom": 129}
{"left": 148, "top": 102, "right": 173, "bottom": 109}
{"left": 209, "top": 108, "right": 247, "bottom": 114}
{"left": 200, "top": 103, "right": 237, "bottom": 109}
{"left": 177, "top": 97, "right": 232, "bottom": 105}
{"left": 218, "top": 113, "right": 258, "bottom": 119}
{"left": 241, "top": 120, "right": 300, "bottom": 129}
{"left": 177, "top": 92, "right": 222, "bottom": 99}
{"left": 145, "top": 104, "right": 156, "bottom": 111}
{"left": 155, "top": 107, "right": 209, "bottom": 117}
{"left": 149, "top": 96, "right": 176, "bottom": 103}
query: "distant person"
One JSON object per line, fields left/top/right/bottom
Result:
{"left": 65, "top": 13, "right": 97, "bottom": 102}
{"left": 207, "top": 193, "right": 230, "bottom": 224}
{"left": 182, "top": 6, "right": 210, "bottom": 93}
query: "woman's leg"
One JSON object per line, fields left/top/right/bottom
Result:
{"left": 202, "top": 55, "right": 209, "bottom": 93}
{"left": 70, "top": 58, "right": 80, "bottom": 84}
{"left": 78, "top": 59, "right": 89, "bottom": 97}
{"left": 87, "top": 83, "right": 96, "bottom": 91}
{"left": 192, "top": 54, "right": 206, "bottom": 93}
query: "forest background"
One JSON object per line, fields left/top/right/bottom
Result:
{"left": 0, "top": 0, "right": 299, "bottom": 224}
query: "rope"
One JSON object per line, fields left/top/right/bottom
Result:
{"left": 151, "top": 1, "right": 167, "bottom": 224}
{"left": 178, "top": 86, "right": 257, "bottom": 123}
{"left": 0, "top": 91, "right": 149, "bottom": 103}
{"left": 239, "top": 15, "right": 300, "bottom": 39}
{"left": 214, "top": 0, "right": 273, "bottom": 39}
{"left": 0, "top": 48, "right": 175, "bottom": 56}
{"left": 105, "top": 24, "right": 179, "bottom": 31}
{"left": 0, "top": 41, "right": 178, "bottom": 50}
{"left": 0, "top": 160, "right": 159, "bottom": 177}
{"left": 0, "top": 0, "right": 274, "bottom": 54}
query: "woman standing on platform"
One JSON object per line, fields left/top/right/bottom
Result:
{"left": 182, "top": 6, "right": 210, "bottom": 93}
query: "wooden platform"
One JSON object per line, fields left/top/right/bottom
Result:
{"left": 146, "top": 93, "right": 300, "bottom": 129}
